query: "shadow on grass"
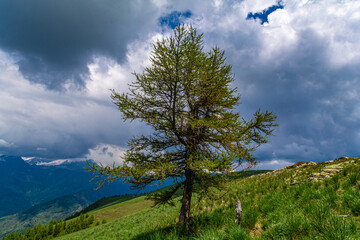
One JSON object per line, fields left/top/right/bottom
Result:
{"left": 130, "top": 207, "right": 251, "bottom": 240}
{"left": 131, "top": 224, "right": 190, "bottom": 240}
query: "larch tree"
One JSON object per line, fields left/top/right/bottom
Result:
{"left": 87, "top": 25, "right": 277, "bottom": 228}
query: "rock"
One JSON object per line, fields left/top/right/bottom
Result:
{"left": 297, "top": 161, "right": 316, "bottom": 168}
{"left": 290, "top": 180, "right": 298, "bottom": 185}
{"left": 308, "top": 163, "right": 344, "bottom": 182}
{"left": 324, "top": 164, "right": 343, "bottom": 169}
{"left": 287, "top": 161, "right": 317, "bottom": 169}
{"left": 322, "top": 168, "right": 341, "bottom": 174}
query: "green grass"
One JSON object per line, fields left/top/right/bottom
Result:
{"left": 56, "top": 202, "right": 179, "bottom": 240}
{"left": 66, "top": 194, "right": 138, "bottom": 220}
{"left": 55, "top": 158, "right": 360, "bottom": 240}
{"left": 3, "top": 159, "right": 360, "bottom": 239}
{"left": 88, "top": 196, "right": 154, "bottom": 224}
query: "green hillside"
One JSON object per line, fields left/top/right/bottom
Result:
{"left": 65, "top": 194, "right": 138, "bottom": 220}
{"left": 0, "top": 193, "right": 143, "bottom": 238}
{"left": 72, "top": 195, "right": 153, "bottom": 224}
{"left": 0, "top": 194, "right": 90, "bottom": 238}
{"left": 57, "top": 157, "right": 360, "bottom": 239}
{"left": 3, "top": 157, "right": 360, "bottom": 239}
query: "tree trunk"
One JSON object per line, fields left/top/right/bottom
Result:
{"left": 179, "top": 169, "right": 194, "bottom": 228}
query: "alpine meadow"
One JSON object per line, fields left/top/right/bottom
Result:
{"left": 2, "top": 1, "right": 360, "bottom": 239}
{"left": 87, "top": 25, "right": 277, "bottom": 228}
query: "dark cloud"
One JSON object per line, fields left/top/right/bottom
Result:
{"left": 1, "top": 0, "right": 360, "bottom": 165}
{"left": 191, "top": 0, "right": 360, "bottom": 162}
{"left": 0, "top": 0, "right": 160, "bottom": 90}
{"left": 230, "top": 29, "right": 360, "bottom": 162}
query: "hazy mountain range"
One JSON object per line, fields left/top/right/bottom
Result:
{"left": 0, "top": 155, "right": 172, "bottom": 236}
{"left": 0, "top": 155, "right": 133, "bottom": 218}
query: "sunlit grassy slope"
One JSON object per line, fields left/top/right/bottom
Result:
{"left": 56, "top": 158, "right": 360, "bottom": 239}
{"left": 84, "top": 196, "right": 154, "bottom": 224}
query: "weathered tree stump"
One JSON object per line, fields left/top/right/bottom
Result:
{"left": 235, "top": 199, "right": 242, "bottom": 223}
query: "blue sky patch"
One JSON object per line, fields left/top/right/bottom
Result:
{"left": 247, "top": 1, "right": 284, "bottom": 24}
{"left": 159, "top": 10, "right": 192, "bottom": 29}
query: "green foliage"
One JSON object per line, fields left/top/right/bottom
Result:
{"left": 87, "top": 24, "right": 277, "bottom": 226}
{"left": 2, "top": 213, "right": 95, "bottom": 240}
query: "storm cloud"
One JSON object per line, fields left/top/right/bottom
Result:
{"left": 0, "top": 0, "right": 161, "bottom": 89}
{"left": 0, "top": 0, "right": 360, "bottom": 168}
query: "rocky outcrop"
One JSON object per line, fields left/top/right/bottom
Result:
{"left": 287, "top": 161, "right": 317, "bottom": 169}
{"left": 252, "top": 157, "right": 359, "bottom": 185}
{"left": 308, "top": 163, "right": 344, "bottom": 182}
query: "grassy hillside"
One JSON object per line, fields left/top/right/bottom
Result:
{"left": 0, "top": 156, "right": 173, "bottom": 237}
{"left": 3, "top": 158, "right": 360, "bottom": 239}
{"left": 0, "top": 193, "right": 145, "bottom": 238}
{"left": 72, "top": 195, "right": 154, "bottom": 224}
{"left": 65, "top": 194, "right": 138, "bottom": 220}
{"left": 0, "top": 194, "right": 90, "bottom": 237}
{"left": 0, "top": 194, "right": 153, "bottom": 239}
{"left": 56, "top": 157, "right": 359, "bottom": 239}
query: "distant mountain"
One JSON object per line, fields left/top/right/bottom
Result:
{"left": 0, "top": 193, "right": 90, "bottom": 237}
{"left": 0, "top": 155, "right": 134, "bottom": 218}
{"left": 21, "top": 156, "right": 89, "bottom": 171}
{"left": 0, "top": 155, "right": 172, "bottom": 236}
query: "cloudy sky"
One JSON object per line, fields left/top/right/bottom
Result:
{"left": 0, "top": 0, "right": 359, "bottom": 169}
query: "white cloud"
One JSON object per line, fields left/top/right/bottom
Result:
{"left": 0, "top": 139, "right": 12, "bottom": 148}
{"left": 86, "top": 144, "right": 127, "bottom": 166}
{"left": 260, "top": 9, "right": 298, "bottom": 61}
{"left": 283, "top": 0, "right": 360, "bottom": 67}
{"left": 243, "top": 0, "right": 279, "bottom": 13}
{"left": 254, "top": 159, "right": 294, "bottom": 170}
{"left": 85, "top": 32, "right": 166, "bottom": 100}
{"left": 0, "top": 49, "right": 147, "bottom": 157}
{"left": 86, "top": 56, "right": 130, "bottom": 100}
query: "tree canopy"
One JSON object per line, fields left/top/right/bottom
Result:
{"left": 87, "top": 25, "right": 277, "bottom": 227}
